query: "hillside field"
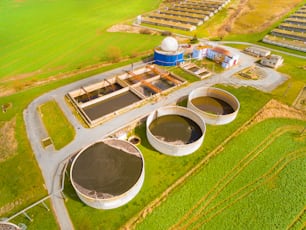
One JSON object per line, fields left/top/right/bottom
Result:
{"left": 0, "top": 0, "right": 162, "bottom": 96}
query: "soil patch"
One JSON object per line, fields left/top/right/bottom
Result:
{"left": 252, "top": 99, "right": 306, "bottom": 124}
{"left": 0, "top": 117, "right": 18, "bottom": 163}
{"left": 215, "top": 0, "right": 303, "bottom": 37}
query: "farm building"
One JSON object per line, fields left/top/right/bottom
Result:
{"left": 263, "top": 3, "right": 306, "bottom": 52}
{"left": 244, "top": 46, "right": 271, "bottom": 57}
{"left": 260, "top": 54, "right": 284, "bottom": 68}
{"left": 139, "top": 0, "right": 231, "bottom": 31}
{"left": 154, "top": 36, "right": 184, "bottom": 66}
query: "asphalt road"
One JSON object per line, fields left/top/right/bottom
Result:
{"left": 23, "top": 45, "right": 288, "bottom": 229}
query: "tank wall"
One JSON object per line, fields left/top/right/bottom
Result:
{"left": 154, "top": 50, "right": 184, "bottom": 66}
{"left": 146, "top": 106, "right": 206, "bottom": 156}
{"left": 188, "top": 87, "right": 240, "bottom": 125}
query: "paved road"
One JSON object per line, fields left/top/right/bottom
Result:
{"left": 23, "top": 45, "right": 289, "bottom": 229}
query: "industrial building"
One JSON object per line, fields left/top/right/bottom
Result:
{"left": 192, "top": 44, "right": 239, "bottom": 69}
{"left": 67, "top": 64, "right": 186, "bottom": 127}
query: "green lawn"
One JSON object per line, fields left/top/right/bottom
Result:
{"left": 64, "top": 86, "right": 271, "bottom": 229}
{"left": 0, "top": 115, "right": 48, "bottom": 217}
{"left": 0, "top": 0, "right": 162, "bottom": 92}
{"left": 11, "top": 200, "right": 59, "bottom": 230}
{"left": 136, "top": 118, "right": 306, "bottom": 230}
{"left": 39, "top": 100, "right": 75, "bottom": 150}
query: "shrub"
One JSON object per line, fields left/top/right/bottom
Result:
{"left": 161, "top": 30, "right": 172, "bottom": 36}
{"left": 106, "top": 46, "right": 122, "bottom": 63}
{"left": 139, "top": 28, "right": 152, "bottom": 34}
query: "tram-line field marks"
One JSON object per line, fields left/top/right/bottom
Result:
{"left": 187, "top": 149, "right": 306, "bottom": 229}
{"left": 134, "top": 118, "right": 306, "bottom": 230}
{"left": 171, "top": 125, "right": 305, "bottom": 229}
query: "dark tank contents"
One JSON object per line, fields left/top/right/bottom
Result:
{"left": 83, "top": 90, "right": 141, "bottom": 120}
{"left": 72, "top": 142, "right": 143, "bottom": 196}
{"left": 75, "top": 83, "right": 122, "bottom": 103}
{"left": 149, "top": 115, "right": 202, "bottom": 144}
{"left": 191, "top": 96, "right": 234, "bottom": 115}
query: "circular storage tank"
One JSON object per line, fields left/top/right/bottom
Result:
{"left": 0, "top": 222, "right": 21, "bottom": 230}
{"left": 146, "top": 106, "right": 206, "bottom": 156}
{"left": 188, "top": 87, "right": 240, "bottom": 125}
{"left": 70, "top": 139, "right": 144, "bottom": 209}
{"left": 154, "top": 37, "right": 184, "bottom": 66}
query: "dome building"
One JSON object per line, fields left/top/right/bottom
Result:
{"left": 154, "top": 37, "right": 184, "bottom": 66}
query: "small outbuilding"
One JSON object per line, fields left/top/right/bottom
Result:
{"left": 260, "top": 54, "right": 284, "bottom": 68}
{"left": 244, "top": 46, "right": 271, "bottom": 57}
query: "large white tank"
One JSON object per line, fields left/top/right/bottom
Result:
{"left": 146, "top": 106, "right": 206, "bottom": 156}
{"left": 188, "top": 87, "right": 240, "bottom": 125}
{"left": 70, "top": 139, "right": 144, "bottom": 209}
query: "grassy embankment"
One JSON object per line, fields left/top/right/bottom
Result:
{"left": 137, "top": 118, "right": 306, "bottom": 229}
{"left": 0, "top": 0, "right": 163, "bottom": 228}
{"left": 64, "top": 86, "right": 272, "bottom": 229}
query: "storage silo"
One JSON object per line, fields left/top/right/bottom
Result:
{"left": 154, "top": 37, "right": 184, "bottom": 66}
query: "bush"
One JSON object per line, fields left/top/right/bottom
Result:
{"left": 139, "top": 28, "right": 152, "bottom": 34}
{"left": 161, "top": 30, "right": 172, "bottom": 36}
{"left": 106, "top": 46, "right": 122, "bottom": 63}
{"left": 190, "top": 34, "right": 199, "bottom": 44}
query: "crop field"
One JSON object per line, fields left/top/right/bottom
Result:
{"left": 135, "top": 118, "right": 306, "bottom": 230}
{"left": 0, "top": 0, "right": 162, "bottom": 95}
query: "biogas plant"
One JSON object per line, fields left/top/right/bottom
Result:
{"left": 67, "top": 37, "right": 240, "bottom": 209}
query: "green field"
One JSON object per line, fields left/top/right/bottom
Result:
{"left": 0, "top": 0, "right": 162, "bottom": 93}
{"left": 136, "top": 118, "right": 306, "bottom": 230}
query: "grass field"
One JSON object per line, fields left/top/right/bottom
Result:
{"left": 136, "top": 118, "right": 306, "bottom": 230}
{"left": 64, "top": 86, "right": 271, "bottom": 229}
{"left": 0, "top": 0, "right": 162, "bottom": 95}
{"left": 39, "top": 100, "right": 75, "bottom": 150}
